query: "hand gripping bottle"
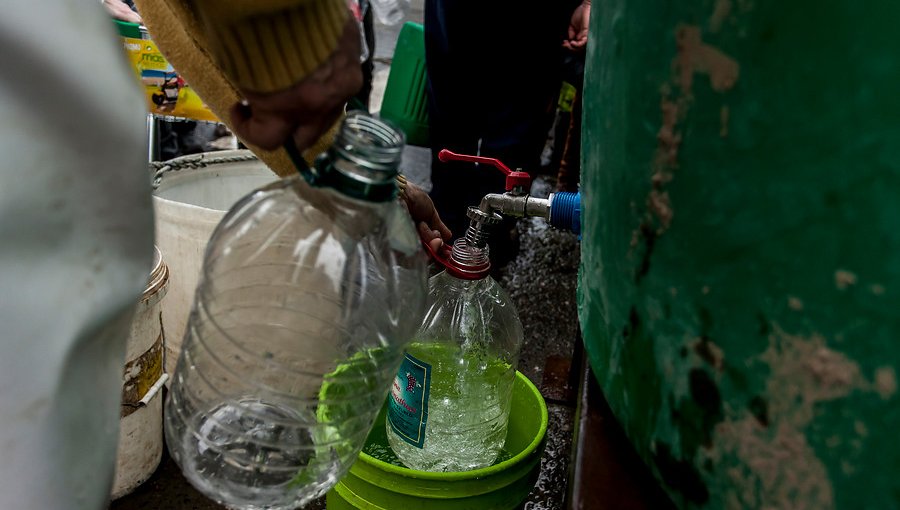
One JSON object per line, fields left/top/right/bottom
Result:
{"left": 386, "top": 236, "right": 524, "bottom": 472}
{"left": 165, "top": 113, "right": 427, "bottom": 509}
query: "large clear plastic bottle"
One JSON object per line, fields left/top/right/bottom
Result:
{"left": 165, "top": 113, "right": 427, "bottom": 509}
{"left": 386, "top": 239, "right": 524, "bottom": 472}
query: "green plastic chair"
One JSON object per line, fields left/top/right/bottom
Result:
{"left": 380, "top": 22, "right": 429, "bottom": 147}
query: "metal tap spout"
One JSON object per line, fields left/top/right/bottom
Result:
{"left": 436, "top": 148, "right": 577, "bottom": 244}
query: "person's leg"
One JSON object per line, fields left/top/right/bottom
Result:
{"left": 172, "top": 120, "right": 207, "bottom": 155}
{"left": 557, "top": 87, "right": 583, "bottom": 192}
{"left": 353, "top": 3, "right": 375, "bottom": 110}
{"left": 427, "top": 137, "right": 505, "bottom": 240}
{"left": 424, "top": 0, "right": 503, "bottom": 238}
{"left": 557, "top": 53, "right": 585, "bottom": 191}
{"left": 424, "top": 0, "right": 572, "bottom": 244}
{"left": 461, "top": 86, "right": 561, "bottom": 268}
{"left": 157, "top": 120, "right": 179, "bottom": 161}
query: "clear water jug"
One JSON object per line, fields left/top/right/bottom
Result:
{"left": 386, "top": 239, "right": 523, "bottom": 471}
{"left": 165, "top": 113, "right": 427, "bottom": 509}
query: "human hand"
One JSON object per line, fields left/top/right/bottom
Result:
{"left": 398, "top": 176, "right": 453, "bottom": 253}
{"left": 563, "top": 0, "right": 591, "bottom": 52}
{"left": 103, "top": 0, "right": 142, "bottom": 23}
{"left": 228, "top": 16, "right": 363, "bottom": 153}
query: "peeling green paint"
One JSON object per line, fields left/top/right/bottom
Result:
{"left": 578, "top": 0, "right": 900, "bottom": 508}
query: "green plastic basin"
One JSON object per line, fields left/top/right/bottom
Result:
{"left": 327, "top": 372, "right": 548, "bottom": 510}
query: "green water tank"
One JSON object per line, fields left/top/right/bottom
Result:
{"left": 380, "top": 22, "right": 429, "bottom": 147}
{"left": 578, "top": 1, "right": 900, "bottom": 508}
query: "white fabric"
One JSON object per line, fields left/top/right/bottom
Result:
{"left": 0, "top": 2, "right": 152, "bottom": 509}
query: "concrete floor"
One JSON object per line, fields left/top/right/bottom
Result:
{"left": 111, "top": 1, "right": 582, "bottom": 508}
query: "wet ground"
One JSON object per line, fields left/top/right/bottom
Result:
{"left": 500, "top": 179, "right": 582, "bottom": 510}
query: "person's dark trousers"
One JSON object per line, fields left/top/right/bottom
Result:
{"left": 424, "top": 0, "right": 578, "bottom": 258}
{"left": 159, "top": 120, "right": 199, "bottom": 161}
{"left": 353, "top": 4, "right": 376, "bottom": 110}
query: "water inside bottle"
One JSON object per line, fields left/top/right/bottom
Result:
{"left": 364, "top": 439, "right": 514, "bottom": 468}
{"left": 386, "top": 342, "right": 515, "bottom": 472}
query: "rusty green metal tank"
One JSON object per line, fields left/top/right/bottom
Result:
{"left": 578, "top": 1, "right": 900, "bottom": 508}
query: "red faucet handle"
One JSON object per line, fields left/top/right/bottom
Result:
{"left": 438, "top": 149, "right": 512, "bottom": 174}
{"left": 504, "top": 170, "right": 532, "bottom": 192}
{"left": 438, "top": 149, "right": 531, "bottom": 192}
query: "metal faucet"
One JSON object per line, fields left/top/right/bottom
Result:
{"left": 438, "top": 149, "right": 580, "bottom": 247}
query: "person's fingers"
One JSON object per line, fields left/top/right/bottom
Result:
{"left": 229, "top": 102, "right": 295, "bottom": 151}
{"left": 418, "top": 221, "right": 434, "bottom": 238}
{"left": 121, "top": 8, "right": 142, "bottom": 23}
{"left": 290, "top": 106, "right": 343, "bottom": 151}
{"left": 568, "top": 19, "right": 579, "bottom": 40}
{"left": 403, "top": 184, "right": 453, "bottom": 243}
{"left": 418, "top": 221, "right": 444, "bottom": 252}
{"left": 564, "top": 31, "right": 588, "bottom": 52}
{"left": 402, "top": 185, "right": 429, "bottom": 221}
{"left": 431, "top": 212, "right": 453, "bottom": 240}
{"left": 290, "top": 124, "right": 323, "bottom": 153}
{"left": 105, "top": 0, "right": 142, "bottom": 23}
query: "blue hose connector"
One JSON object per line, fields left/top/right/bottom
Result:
{"left": 550, "top": 192, "right": 581, "bottom": 236}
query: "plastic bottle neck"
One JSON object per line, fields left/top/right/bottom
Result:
{"left": 310, "top": 112, "right": 405, "bottom": 202}
{"left": 446, "top": 239, "right": 491, "bottom": 280}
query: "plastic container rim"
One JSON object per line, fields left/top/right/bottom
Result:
{"left": 353, "top": 371, "right": 549, "bottom": 482}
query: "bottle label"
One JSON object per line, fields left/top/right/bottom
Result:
{"left": 387, "top": 351, "right": 431, "bottom": 448}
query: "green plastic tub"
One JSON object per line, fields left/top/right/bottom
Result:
{"left": 327, "top": 372, "right": 548, "bottom": 509}
{"left": 379, "top": 22, "right": 429, "bottom": 147}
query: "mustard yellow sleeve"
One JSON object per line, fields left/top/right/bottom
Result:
{"left": 135, "top": 0, "right": 347, "bottom": 177}
{"left": 191, "top": 0, "right": 348, "bottom": 93}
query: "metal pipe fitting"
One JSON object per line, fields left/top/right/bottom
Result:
{"left": 524, "top": 195, "right": 552, "bottom": 219}
{"left": 463, "top": 207, "right": 502, "bottom": 248}
{"left": 463, "top": 192, "right": 558, "bottom": 250}
{"left": 478, "top": 193, "right": 552, "bottom": 220}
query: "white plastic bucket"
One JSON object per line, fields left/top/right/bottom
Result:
{"left": 112, "top": 247, "right": 169, "bottom": 499}
{"left": 151, "top": 150, "right": 277, "bottom": 377}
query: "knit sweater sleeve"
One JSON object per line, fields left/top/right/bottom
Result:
{"left": 190, "top": 0, "right": 348, "bottom": 93}
{"left": 135, "top": 0, "right": 349, "bottom": 176}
